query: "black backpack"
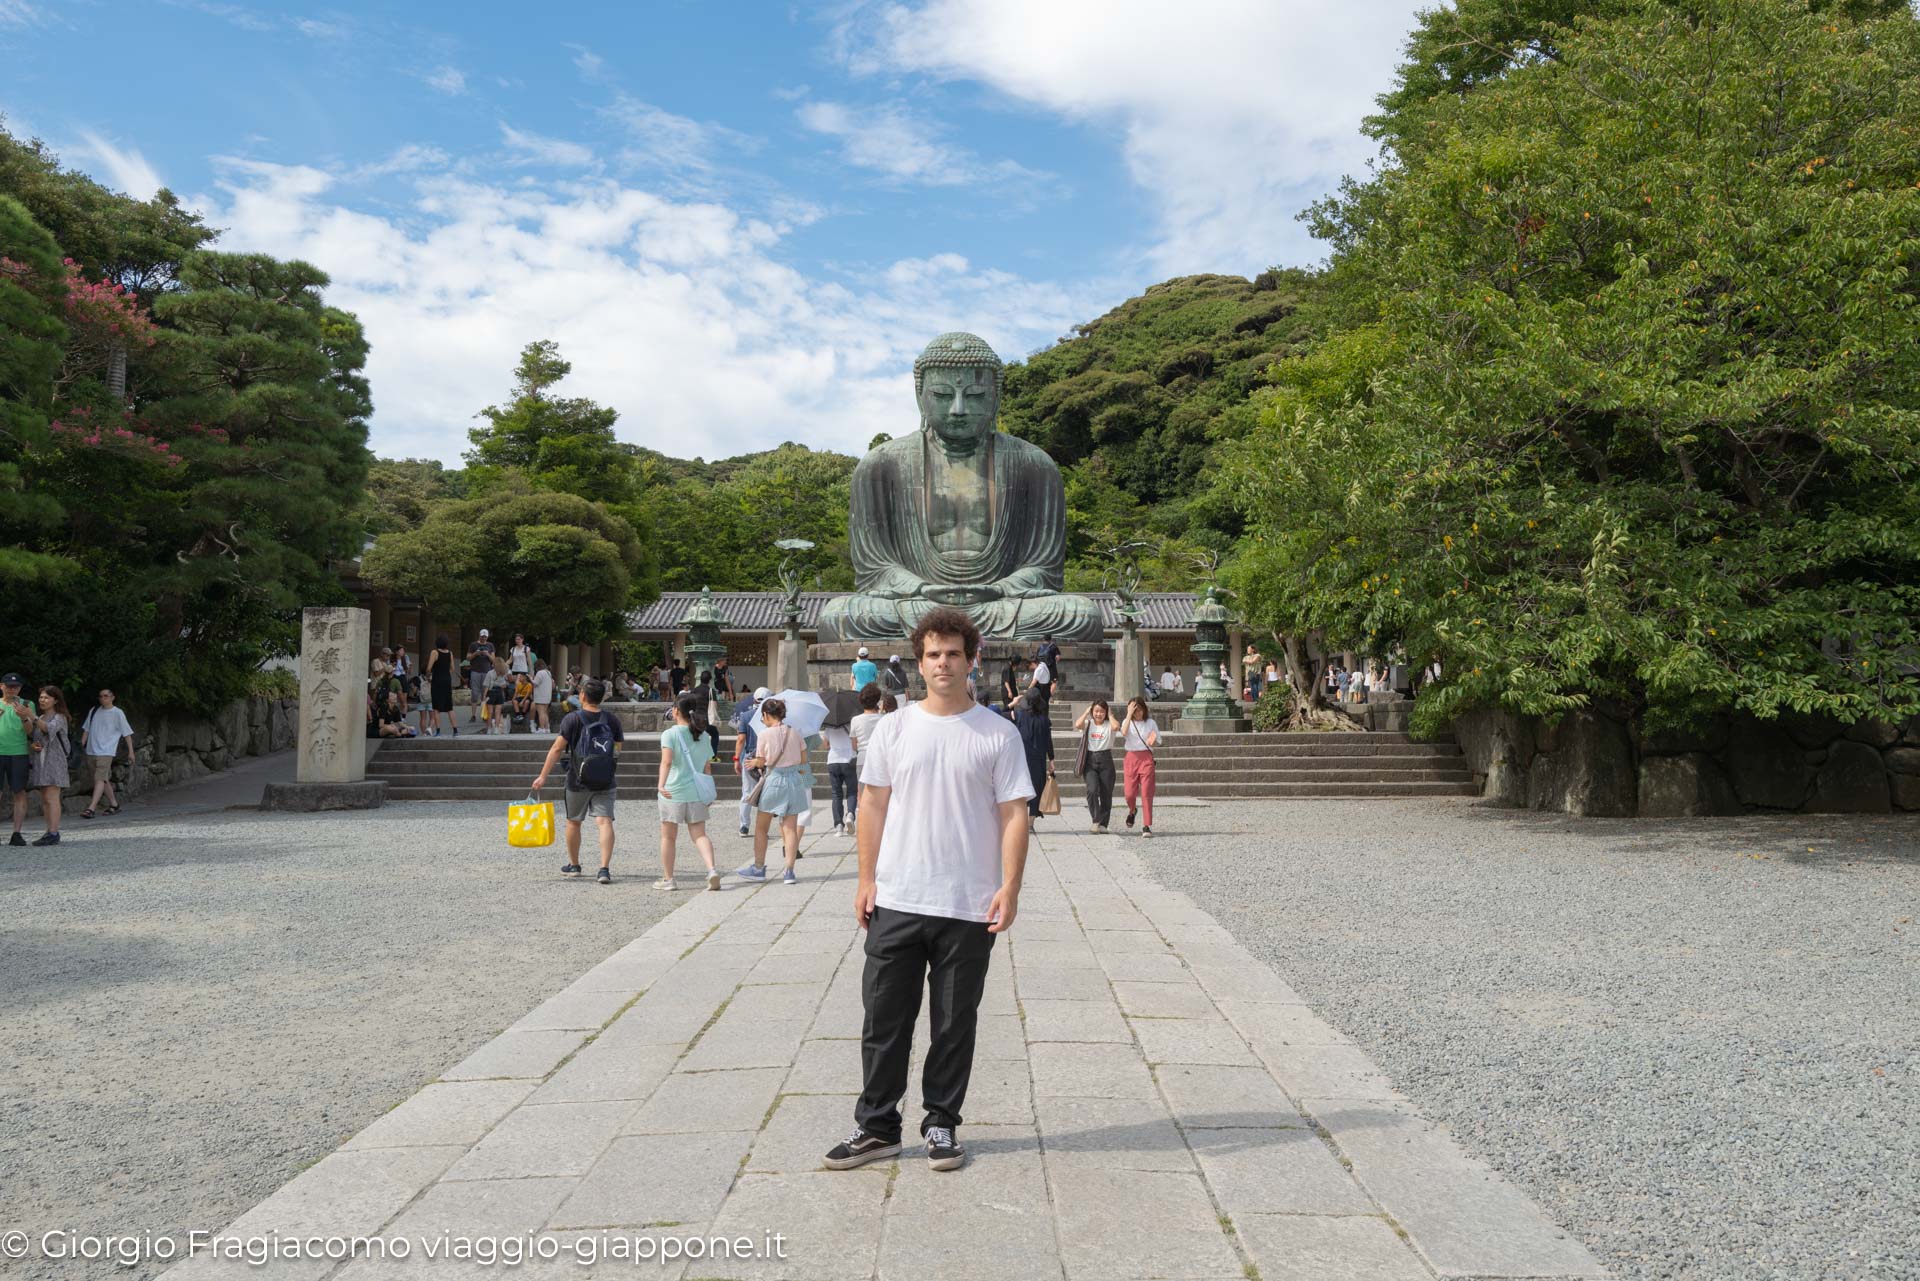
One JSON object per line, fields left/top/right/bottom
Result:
{"left": 569, "top": 710, "right": 619, "bottom": 790}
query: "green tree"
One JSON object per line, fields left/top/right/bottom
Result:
{"left": 363, "top": 457, "right": 466, "bottom": 534}
{"left": 360, "top": 480, "right": 644, "bottom": 642}
{"left": 1229, "top": 0, "right": 1920, "bottom": 736}
{"left": 467, "top": 340, "right": 632, "bottom": 502}
{"left": 0, "top": 195, "right": 72, "bottom": 585}
{"left": 640, "top": 443, "right": 856, "bottom": 592}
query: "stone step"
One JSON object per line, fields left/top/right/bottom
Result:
{"left": 366, "top": 756, "right": 1471, "bottom": 780}
{"left": 377, "top": 779, "right": 1478, "bottom": 802}
{"left": 369, "top": 737, "right": 1461, "bottom": 759}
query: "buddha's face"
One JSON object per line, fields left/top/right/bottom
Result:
{"left": 918, "top": 364, "right": 999, "bottom": 453}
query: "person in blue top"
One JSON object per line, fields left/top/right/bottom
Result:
{"left": 656, "top": 694, "right": 721, "bottom": 892}
{"left": 729, "top": 685, "right": 766, "bottom": 837}
{"left": 850, "top": 646, "right": 879, "bottom": 692}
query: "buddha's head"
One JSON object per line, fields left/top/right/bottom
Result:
{"left": 913, "top": 331, "right": 1003, "bottom": 455}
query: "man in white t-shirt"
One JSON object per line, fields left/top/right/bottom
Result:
{"left": 79, "top": 688, "right": 136, "bottom": 816}
{"left": 824, "top": 608, "right": 1033, "bottom": 1176}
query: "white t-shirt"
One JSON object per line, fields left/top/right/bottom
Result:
{"left": 822, "top": 725, "right": 854, "bottom": 764}
{"left": 1123, "top": 718, "right": 1159, "bottom": 752}
{"left": 860, "top": 702, "right": 1035, "bottom": 923}
{"left": 532, "top": 669, "right": 554, "bottom": 702}
{"left": 1031, "top": 660, "right": 1051, "bottom": 687}
{"left": 509, "top": 644, "right": 532, "bottom": 673}
{"left": 82, "top": 706, "right": 133, "bottom": 757}
{"left": 849, "top": 711, "right": 881, "bottom": 756}
{"left": 1085, "top": 720, "right": 1114, "bottom": 753}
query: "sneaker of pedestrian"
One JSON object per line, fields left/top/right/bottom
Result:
{"left": 597, "top": 867, "right": 612, "bottom": 885}
{"left": 925, "top": 1125, "right": 964, "bottom": 1171}
{"left": 1125, "top": 808, "right": 1137, "bottom": 828}
{"left": 1142, "top": 826, "right": 1153, "bottom": 838}
{"left": 561, "top": 862, "right": 581, "bottom": 877}
{"left": 8, "top": 832, "right": 25, "bottom": 847}
{"left": 32, "top": 831, "right": 59, "bottom": 846}
{"left": 735, "top": 863, "right": 767, "bottom": 880}
{"left": 1097, "top": 824, "right": 1108, "bottom": 834}
{"left": 783, "top": 868, "right": 797, "bottom": 885}
{"left": 823, "top": 1127, "right": 901, "bottom": 1170}
{"left": 738, "top": 824, "right": 749, "bottom": 837}
{"left": 1089, "top": 823, "right": 1099, "bottom": 834}
{"left": 706, "top": 870, "right": 722, "bottom": 891}
{"left": 652, "top": 877, "right": 676, "bottom": 890}
{"left": 830, "top": 823, "right": 843, "bottom": 836}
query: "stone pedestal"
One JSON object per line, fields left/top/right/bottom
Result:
{"left": 262, "top": 780, "right": 388, "bottom": 812}
{"left": 297, "top": 606, "right": 370, "bottom": 783}
{"left": 773, "top": 633, "right": 810, "bottom": 693}
{"left": 1112, "top": 629, "right": 1145, "bottom": 705}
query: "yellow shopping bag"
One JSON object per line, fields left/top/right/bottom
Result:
{"left": 507, "top": 796, "right": 555, "bottom": 848}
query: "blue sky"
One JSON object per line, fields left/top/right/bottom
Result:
{"left": 1, "top": 0, "right": 1425, "bottom": 463}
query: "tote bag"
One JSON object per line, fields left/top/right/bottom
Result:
{"left": 507, "top": 797, "right": 555, "bottom": 848}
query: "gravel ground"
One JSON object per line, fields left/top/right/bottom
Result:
{"left": 0, "top": 800, "right": 721, "bottom": 1281}
{"left": 1138, "top": 798, "right": 1919, "bottom": 1281}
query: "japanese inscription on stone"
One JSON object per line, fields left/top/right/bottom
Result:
{"left": 297, "top": 606, "right": 370, "bottom": 784}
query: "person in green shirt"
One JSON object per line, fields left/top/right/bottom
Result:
{"left": 1, "top": 673, "right": 40, "bottom": 846}
{"left": 655, "top": 695, "right": 720, "bottom": 892}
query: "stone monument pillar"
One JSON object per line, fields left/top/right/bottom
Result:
{"left": 263, "top": 605, "right": 388, "bottom": 811}
{"left": 1171, "top": 586, "right": 1250, "bottom": 734}
{"left": 1113, "top": 620, "right": 1145, "bottom": 705}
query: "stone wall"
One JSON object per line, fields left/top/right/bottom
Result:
{"left": 1451, "top": 705, "right": 1920, "bottom": 817}
{"left": 34, "top": 696, "right": 298, "bottom": 809}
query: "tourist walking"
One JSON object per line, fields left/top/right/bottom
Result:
{"left": 824, "top": 607, "right": 1032, "bottom": 1174}
{"left": 851, "top": 646, "right": 878, "bottom": 692}
{"left": 78, "top": 688, "right": 134, "bottom": 818}
{"left": 739, "top": 698, "right": 807, "bottom": 884}
{"left": 1033, "top": 636, "right": 1060, "bottom": 705}
{"left": 1121, "top": 696, "right": 1159, "bottom": 837}
{"left": 999, "top": 656, "right": 1024, "bottom": 713}
{"left": 847, "top": 684, "right": 884, "bottom": 832}
{"left": 656, "top": 694, "right": 722, "bottom": 892}
{"left": 1073, "top": 699, "right": 1117, "bottom": 833}
{"left": 483, "top": 665, "right": 509, "bottom": 733}
{"left": 712, "top": 658, "right": 735, "bottom": 703}
{"left": 424, "top": 635, "right": 456, "bottom": 736}
{"left": 531, "top": 661, "right": 555, "bottom": 733}
{"left": 531, "top": 678, "right": 625, "bottom": 884}
{"left": 730, "top": 686, "right": 765, "bottom": 837}
{"left": 27, "top": 685, "right": 71, "bottom": 845}
{"left": 883, "top": 654, "right": 911, "bottom": 704}
{"left": 668, "top": 659, "right": 687, "bottom": 696}
{"left": 823, "top": 717, "right": 857, "bottom": 836}
{"left": 1011, "top": 690, "right": 1053, "bottom": 832}
{"left": 466, "top": 632, "right": 496, "bottom": 722}
{"left": 390, "top": 646, "right": 412, "bottom": 714}
{"left": 2, "top": 673, "right": 37, "bottom": 846}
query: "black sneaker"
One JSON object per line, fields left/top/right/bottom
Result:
{"left": 7, "top": 832, "right": 23, "bottom": 846}
{"left": 823, "top": 1127, "right": 901, "bottom": 1170}
{"left": 925, "top": 1125, "right": 964, "bottom": 1172}
{"left": 32, "top": 832, "right": 60, "bottom": 846}
{"left": 561, "top": 863, "right": 581, "bottom": 877}
{"left": 738, "top": 824, "right": 749, "bottom": 836}
{"left": 596, "top": 867, "right": 611, "bottom": 885}
{"left": 1125, "top": 809, "right": 1136, "bottom": 828}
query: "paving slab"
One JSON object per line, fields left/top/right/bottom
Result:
{"left": 166, "top": 827, "right": 1609, "bottom": 1281}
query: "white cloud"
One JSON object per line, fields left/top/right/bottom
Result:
{"left": 424, "top": 66, "right": 467, "bottom": 95}
{"left": 0, "top": 1, "right": 45, "bottom": 28}
{"left": 796, "top": 99, "right": 1051, "bottom": 190}
{"left": 849, "top": 0, "right": 1422, "bottom": 273}
{"left": 75, "top": 129, "right": 164, "bottom": 199}
{"left": 294, "top": 17, "right": 347, "bottom": 39}
{"left": 606, "top": 94, "right": 755, "bottom": 175}
{"left": 568, "top": 44, "right": 606, "bottom": 81}
{"left": 193, "top": 161, "right": 1110, "bottom": 465}
{"left": 500, "top": 124, "right": 595, "bottom": 169}
{"left": 351, "top": 143, "right": 449, "bottom": 180}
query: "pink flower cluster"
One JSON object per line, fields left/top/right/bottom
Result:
{"left": 60, "top": 259, "right": 158, "bottom": 347}
{"left": 48, "top": 408, "right": 185, "bottom": 468}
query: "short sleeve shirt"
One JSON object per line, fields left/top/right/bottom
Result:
{"left": 0, "top": 700, "right": 28, "bottom": 755}
{"left": 1123, "top": 718, "right": 1159, "bottom": 752}
{"left": 659, "top": 723, "right": 713, "bottom": 801}
{"left": 82, "top": 706, "right": 133, "bottom": 757}
{"left": 850, "top": 659, "right": 878, "bottom": 689}
{"left": 860, "top": 702, "right": 1035, "bottom": 923}
{"left": 822, "top": 726, "right": 854, "bottom": 765}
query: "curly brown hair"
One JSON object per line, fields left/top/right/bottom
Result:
{"left": 909, "top": 607, "right": 981, "bottom": 662}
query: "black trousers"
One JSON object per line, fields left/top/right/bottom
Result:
{"left": 1083, "top": 750, "right": 1115, "bottom": 826}
{"left": 856, "top": 905, "right": 997, "bottom": 1141}
{"left": 828, "top": 762, "right": 858, "bottom": 826}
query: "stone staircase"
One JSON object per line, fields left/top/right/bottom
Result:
{"left": 365, "top": 728, "right": 1476, "bottom": 802}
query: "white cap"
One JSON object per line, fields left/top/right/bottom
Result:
{"left": 478, "top": 628, "right": 489, "bottom": 637}
{"left": 889, "top": 654, "right": 900, "bottom": 662}
{"left": 754, "top": 686, "right": 770, "bottom": 700}
{"left": 857, "top": 646, "right": 869, "bottom": 657}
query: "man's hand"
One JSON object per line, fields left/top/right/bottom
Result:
{"left": 530, "top": 774, "right": 547, "bottom": 796}
{"left": 854, "top": 879, "right": 878, "bottom": 930}
{"left": 986, "top": 884, "right": 1019, "bottom": 934}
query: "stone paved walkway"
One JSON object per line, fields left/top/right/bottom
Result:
{"left": 164, "top": 826, "right": 1609, "bottom": 1281}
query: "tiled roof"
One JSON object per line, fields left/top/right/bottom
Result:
{"left": 628, "top": 590, "right": 1203, "bottom": 633}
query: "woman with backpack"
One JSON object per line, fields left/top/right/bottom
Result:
{"left": 1121, "top": 696, "right": 1160, "bottom": 837}
{"left": 1073, "top": 699, "right": 1117, "bottom": 834}
{"left": 738, "top": 698, "right": 807, "bottom": 885}
{"left": 656, "top": 694, "right": 722, "bottom": 892}
{"left": 28, "top": 685, "right": 72, "bottom": 846}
